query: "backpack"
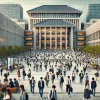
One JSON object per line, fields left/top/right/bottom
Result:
{"left": 26, "top": 92, "right": 29, "bottom": 100}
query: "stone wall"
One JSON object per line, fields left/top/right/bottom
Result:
{"left": 0, "top": 12, "right": 24, "bottom": 46}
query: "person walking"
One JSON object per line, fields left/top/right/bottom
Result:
{"left": 72, "top": 71, "right": 75, "bottom": 83}
{"left": 85, "top": 73, "right": 89, "bottom": 83}
{"left": 27, "top": 69, "right": 31, "bottom": 80}
{"left": 66, "top": 76, "right": 71, "bottom": 97}
{"left": 51, "top": 72, "right": 55, "bottom": 84}
{"left": 38, "top": 77, "right": 45, "bottom": 99}
{"left": 48, "top": 85, "right": 57, "bottom": 100}
{"left": 44, "top": 72, "right": 50, "bottom": 87}
{"left": 79, "top": 71, "right": 84, "bottom": 83}
{"left": 59, "top": 73, "right": 64, "bottom": 90}
{"left": 19, "top": 85, "right": 28, "bottom": 100}
{"left": 84, "top": 80, "right": 91, "bottom": 100}
{"left": 91, "top": 77, "right": 97, "bottom": 96}
{"left": 22, "top": 69, "right": 26, "bottom": 80}
{"left": 17, "top": 69, "right": 21, "bottom": 81}
{"left": 29, "top": 77, "right": 36, "bottom": 94}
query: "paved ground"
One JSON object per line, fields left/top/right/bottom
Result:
{"left": 11, "top": 93, "right": 100, "bottom": 100}
{"left": 1, "top": 52, "right": 100, "bottom": 100}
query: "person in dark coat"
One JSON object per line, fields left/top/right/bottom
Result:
{"left": 48, "top": 85, "right": 57, "bottom": 100}
{"left": 38, "top": 77, "right": 45, "bottom": 99}
{"left": 91, "top": 77, "right": 97, "bottom": 96}
{"left": 9, "top": 79, "right": 14, "bottom": 88}
{"left": 59, "top": 74, "right": 64, "bottom": 90}
{"left": 30, "top": 77, "right": 36, "bottom": 94}
{"left": 51, "top": 72, "right": 55, "bottom": 84}
{"left": 44, "top": 72, "right": 50, "bottom": 87}
{"left": 22, "top": 69, "right": 26, "bottom": 80}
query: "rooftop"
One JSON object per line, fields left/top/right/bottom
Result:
{"left": 27, "top": 5, "right": 82, "bottom": 14}
{"left": 33, "top": 19, "right": 75, "bottom": 27}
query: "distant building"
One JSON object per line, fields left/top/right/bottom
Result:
{"left": 27, "top": 5, "right": 82, "bottom": 50}
{"left": 0, "top": 4, "right": 23, "bottom": 19}
{"left": 86, "top": 20, "right": 100, "bottom": 46}
{"left": 85, "top": 4, "right": 100, "bottom": 22}
{"left": 0, "top": 13, "right": 24, "bottom": 47}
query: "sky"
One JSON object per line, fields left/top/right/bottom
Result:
{"left": 0, "top": 0, "right": 100, "bottom": 21}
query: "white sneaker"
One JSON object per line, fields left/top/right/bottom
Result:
{"left": 68, "top": 95, "right": 70, "bottom": 97}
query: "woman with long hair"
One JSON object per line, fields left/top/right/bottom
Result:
{"left": 4, "top": 89, "right": 11, "bottom": 100}
{"left": 84, "top": 80, "right": 91, "bottom": 100}
{"left": 20, "top": 85, "right": 27, "bottom": 100}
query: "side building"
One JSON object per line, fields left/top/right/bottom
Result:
{"left": 85, "top": 4, "right": 100, "bottom": 22}
{"left": 86, "top": 19, "right": 100, "bottom": 46}
{"left": 27, "top": 5, "right": 82, "bottom": 50}
{"left": 0, "top": 13, "right": 24, "bottom": 46}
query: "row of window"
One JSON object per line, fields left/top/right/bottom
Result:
{"left": 30, "top": 13, "right": 80, "bottom": 18}
{"left": 87, "top": 30, "right": 100, "bottom": 41}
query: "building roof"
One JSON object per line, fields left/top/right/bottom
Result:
{"left": 33, "top": 19, "right": 75, "bottom": 27}
{"left": 27, "top": 5, "right": 82, "bottom": 14}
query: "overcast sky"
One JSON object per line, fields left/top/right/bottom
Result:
{"left": 0, "top": 0, "right": 100, "bottom": 21}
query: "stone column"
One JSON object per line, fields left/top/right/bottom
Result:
{"left": 39, "top": 27, "right": 41, "bottom": 49}
{"left": 50, "top": 27, "right": 52, "bottom": 50}
{"left": 66, "top": 27, "right": 68, "bottom": 49}
{"left": 45, "top": 27, "right": 46, "bottom": 49}
{"left": 33, "top": 28, "right": 37, "bottom": 50}
{"left": 60, "top": 27, "right": 62, "bottom": 49}
{"left": 70, "top": 27, "right": 73, "bottom": 50}
{"left": 55, "top": 27, "right": 57, "bottom": 50}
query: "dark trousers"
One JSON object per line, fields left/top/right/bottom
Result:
{"left": 66, "top": 85, "right": 70, "bottom": 95}
{"left": 80, "top": 77, "right": 83, "bottom": 83}
{"left": 52, "top": 79, "right": 54, "bottom": 84}
{"left": 46, "top": 80, "right": 49, "bottom": 86}
{"left": 30, "top": 86, "right": 35, "bottom": 93}
{"left": 39, "top": 87, "right": 43, "bottom": 97}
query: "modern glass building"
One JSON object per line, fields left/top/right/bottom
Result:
{"left": 85, "top": 4, "right": 100, "bottom": 22}
{"left": 0, "top": 4, "right": 23, "bottom": 19}
{"left": 27, "top": 5, "right": 82, "bottom": 50}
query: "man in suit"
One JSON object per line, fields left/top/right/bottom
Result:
{"left": 29, "top": 77, "right": 36, "bottom": 94}
{"left": 91, "top": 77, "right": 97, "bottom": 96}
{"left": 48, "top": 85, "right": 57, "bottom": 100}
{"left": 38, "top": 77, "right": 45, "bottom": 99}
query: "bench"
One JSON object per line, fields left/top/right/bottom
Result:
{"left": 6, "top": 87, "right": 19, "bottom": 93}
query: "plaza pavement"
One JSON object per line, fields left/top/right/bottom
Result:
{"left": 1, "top": 53, "right": 100, "bottom": 100}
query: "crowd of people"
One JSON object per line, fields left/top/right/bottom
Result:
{"left": 0, "top": 50, "right": 99, "bottom": 100}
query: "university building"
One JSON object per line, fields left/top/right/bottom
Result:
{"left": 27, "top": 5, "right": 82, "bottom": 50}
